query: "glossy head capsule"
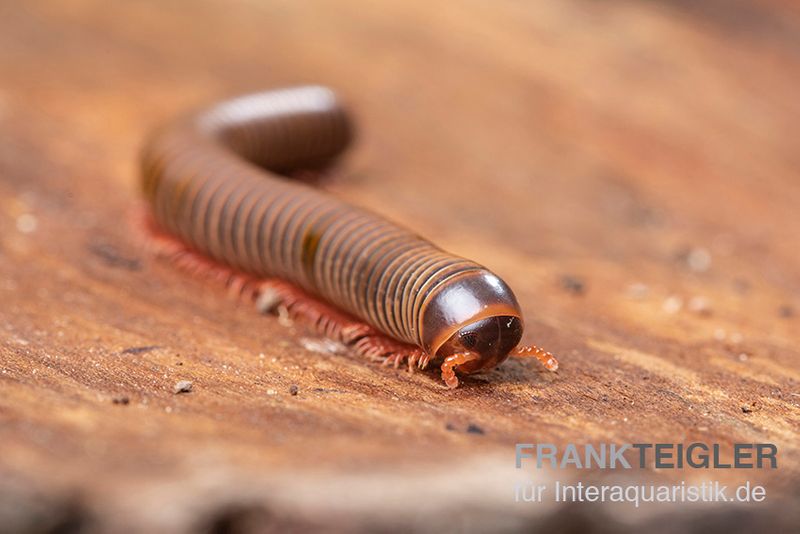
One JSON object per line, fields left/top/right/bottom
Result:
{"left": 420, "top": 270, "right": 524, "bottom": 382}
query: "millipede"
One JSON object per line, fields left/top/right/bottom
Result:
{"left": 139, "top": 85, "right": 558, "bottom": 388}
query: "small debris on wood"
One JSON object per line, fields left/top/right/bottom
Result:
{"left": 120, "top": 346, "right": 160, "bottom": 355}
{"left": 445, "top": 422, "right": 456, "bottom": 431}
{"left": 560, "top": 275, "right": 585, "bottom": 295}
{"left": 111, "top": 396, "right": 129, "bottom": 405}
{"left": 466, "top": 423, "right": 485, "bottom": 435}
{"left": 687, "top": 296, "right": 712, "bottom": 316}
{"left": 741, "top": 402, "right": 756, "bottom": 413}
{"left": 300, "top": 337, "right": 345, "bottom": 355}
{"left": 662, "top": 295, "right": 683, "bottom": 314}
{"left": 289, "top": 384, "right": 299, "bottom": 396}
{"left": 676, "top": 246, "right": 711, "bottom": 272}
{"left": 255, "top": 288, "right": 281, "bottom": 314}
{"left": 173, "top": 380, "right": 193, "bottom": 394}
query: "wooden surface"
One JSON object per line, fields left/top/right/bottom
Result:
{"left": 1, "top": 0, "right": 799, "bottom": 532}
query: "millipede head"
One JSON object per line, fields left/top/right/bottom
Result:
{"left": 436, "top": 315, "right": 524, "bottom": 387}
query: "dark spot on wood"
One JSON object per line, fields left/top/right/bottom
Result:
{"left": 779, "top": 305, "right": 794, "bottom": 318}
{"left": 560, "top": 275, "right": 586, "bottom": 295}
{"left": 733, "top": 278, "right": 752, "bottom": 294}
{"left": 289, "top": 384, "right": 299, "bottom": 396}
{"left": 445, "top": 422, "right": 456, "bottom": 431}
{"left": 88, "top": 242, "right": 142, "bottom": 271}
{"left": 466, "top": 423, "right": 485, "bottom": 435}
{"left": 599, "top": 172, "right": 663, "bottom": 228}
{"left": 120, "top": 346, "right": 160, "bottom": 355}
{"left": 111, "top": 396, "right": 130, "bottom": 405}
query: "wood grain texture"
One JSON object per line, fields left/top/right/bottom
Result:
{"left": 0, "top": 0, "right": 798, "bottom": 531}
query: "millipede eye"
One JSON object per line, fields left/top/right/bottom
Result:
{"left": 460, "top": 332, "right": 478, "bottom": 349}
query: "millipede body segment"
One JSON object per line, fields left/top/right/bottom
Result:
{"left": 140, "top": 86, "right": 557, "bottom": 387}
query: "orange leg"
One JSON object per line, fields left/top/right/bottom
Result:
{"left": 440, "top": 352, "right": 479, "bottom": 389}
{"left": 134, "top": 210, "right": 426, "bottom": 375}
{"left": 514, "top": 345, "right": 559, "bottom": 372}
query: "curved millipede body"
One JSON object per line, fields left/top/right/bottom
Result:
{"left": 140, "top": 86, "right": 557, "bottom": 387}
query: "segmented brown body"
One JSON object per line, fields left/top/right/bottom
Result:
{"left": 141, "top": 86, "right": 537, "bottom": 376}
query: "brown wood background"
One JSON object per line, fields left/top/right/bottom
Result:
{"left": 1, "top": 0, "right": 798, "bottom": 532}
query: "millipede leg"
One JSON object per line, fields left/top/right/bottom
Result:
{"left": 514, "top": 345, "right": 559, "bottom": 372}
{"left": 440, "top": 352, "right": 479, "bottom": 389}
{"left": 419, "top": 353, "right": 431, "bottom": 370}
{"left": 135, "top": 209, "right": 429, "bottom": 380}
